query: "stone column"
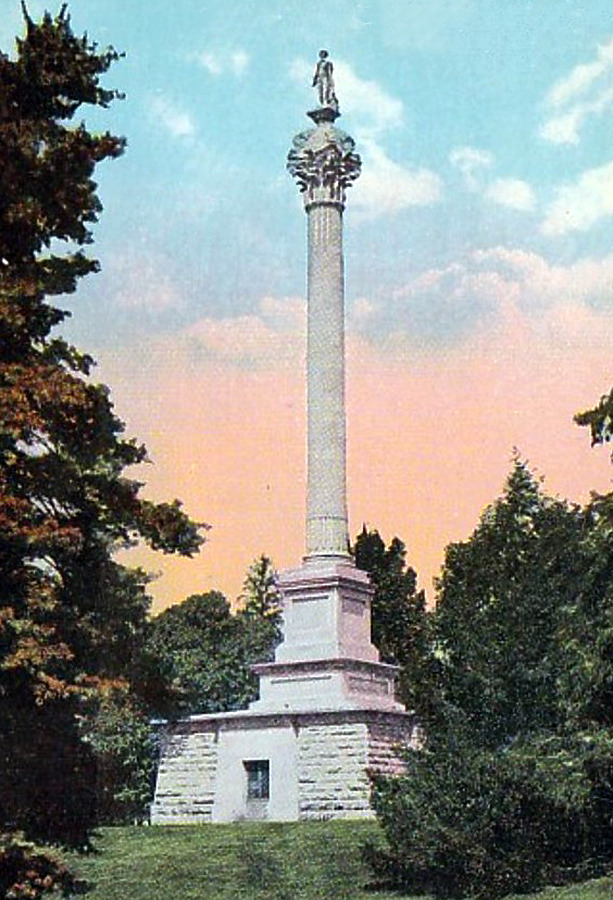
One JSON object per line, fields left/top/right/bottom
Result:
{"left": 287, "top": 104, "right": 361, "bottom": 560}
{"left": 307, "top": 199, "right": 347, "bottom": 556}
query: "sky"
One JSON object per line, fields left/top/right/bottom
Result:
{"left": 4, "top": 0, "right": 613, "bottom": 610}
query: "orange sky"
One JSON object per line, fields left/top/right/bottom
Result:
{"left": 99, "top": 293, "right": 613, "bottom": 614}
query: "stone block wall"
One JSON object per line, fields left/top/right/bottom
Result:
{"left": 367, "top": 717, "right": 414, "bottom": 777}
{"left": 151, "top": 724, "right": 219, "bottom": 824}
{"left": 297, "top": 720, "right": 371, "bottom": 818}
{"left": 150, "top": 709, "right": 417, "bottom": 824}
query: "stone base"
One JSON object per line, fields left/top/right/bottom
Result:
{"left": 151, "top": 558, "right": 415, "bottom": 824}
{"left": 307, "top": 105, "right": 340, "bottom": 124}
{"left": 151, "top": 707, "right": 417, "bottom": 824}
{"left": 276, "top": 558, "right": 377, "bottom": 664}
{"left": 250, "top": 657, "right": 403, "bottom": 713}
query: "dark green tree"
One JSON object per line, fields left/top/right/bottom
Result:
{"left": 353, "top": 527, "right": 429, "bottom": 709}
{"left": 147, "top": 590, "right": 279, "bottom": 717}
{"left": 570, "top": 386, "right": 613, "bottom": 726}
{"left": 239, "top": 553, "right": 282, "bottom": 620}
{"left": 81, "top": 687, "right": 156, "bottom": 826}
{"left": 0, "top": 6, "right": 202, "bottom": 847}
{"left": 429, "top": 456, "right": 584, "bottom": 746}
{"left": 368, "top": 459, "right": 613, "bottom": 898}
{"left": 575, "top": 385, "right": 613, "bottom": 452}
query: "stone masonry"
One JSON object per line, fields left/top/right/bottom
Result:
{"left": 152, "top": 724, "right": 218, "bottom": 824}
{"left": 151, "top": 709, "right": 417, "bottom": 824}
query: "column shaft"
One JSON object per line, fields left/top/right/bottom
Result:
{"left": 306, "top": 200, "right": 349, "bottom": 558}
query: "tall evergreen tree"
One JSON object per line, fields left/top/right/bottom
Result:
{"left": 238, "top": 553, "right": 282, "bottom": 620}
{"left": 570, "top": 387, "right": 613, "bottom": 726}
{"left": 430, "top": 456, "right": 584, "bottom": 745}
{"left": 368, "top": 459, "right": 611, "bottom": 898}
{"left": 0, "top": 6, "right": 202, "bottom": 846}
{"left": 354, "top": 527, "right": 429, "bottom": 709}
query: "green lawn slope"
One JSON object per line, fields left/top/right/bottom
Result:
{"left": 65, "top": 822, "right": 613, "bottom": 900}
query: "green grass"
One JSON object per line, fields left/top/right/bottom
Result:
{"left": 64, "top": 822, "right": 613, "bottom": 900}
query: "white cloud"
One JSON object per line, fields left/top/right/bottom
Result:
{"left": 449, "top": 146, "right": 535, "bottom": 213}
{"left": 332, "top": 60, "right": 404, "bottom": 136}
{"left": 352, "top": 139, "right": 442, "bottom": 217}
{"left": 485, "top": 178, "right": 535, "bottom": 211}
{"left": 149, "top": 95, "right": 195, "bottom": 138}
{"left": 356, "top": 246, "right": 613, "bottom": 346}
{"left": 541, "top": 86, "right": 613, "bottom": 145}
{"left": 197, "top": 49, "right": 250, "bottom": 77}
{"left": 542, "top": 159, "right": 613, "bottom": 235}
{"left": 449, "top": 146, "right": 494, "bottom": 190}
{"left": 289, "top": 57, "right": 440, "bottom": 218}
{"left": 541, "top": 38, "right": 613, "bottom": 144}
{"left": 472, "top": 247, "right": 613, "bottom": 314}
{"left": 183, "top": 297, "right": 304, "bottom": 369}
{"left": 546, "top": 39, "right": 613, "bottom": 107}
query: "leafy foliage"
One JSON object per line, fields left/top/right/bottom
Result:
{"left": 81, "top": 687, "right": 158, "bottom": 826}
{"left": 371, "top": 731, "right": 613, "bottom": 899}
{"left": 575, "top": 388, "right": 613, "bottom": 451}
{"left": 239, "top": 554, "right": 282, "bottom": 620}
{"left": 0, "top": 6, "right": 202, "bottom": 846}
{"left": 0, "top": 832, "right": 75, "bottom": 899}
{"left": 428, "top": 457, "right": 584, "bottom": 745}
{"left": 147, "top": 588, "right": 281, "bottom": 717}
{"left": 353, "top": 527, "right": 430, "bottom": 709}
{"left": 370, "top": 458, "right": 613, "bottom": 897}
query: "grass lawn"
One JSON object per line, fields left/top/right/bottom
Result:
{"left": 64, "top": 822, "right": 613, "bottom": 900}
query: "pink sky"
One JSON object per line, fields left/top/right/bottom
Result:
{"left": 100, "top": 275, "right": 613, "bottom": 613}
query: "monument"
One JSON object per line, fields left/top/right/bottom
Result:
{"left": 151, "top": 52, "right": 417, "bottom": 824}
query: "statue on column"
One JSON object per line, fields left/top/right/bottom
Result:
{"left": 312, "top": 50, "right": 338, "bottom": 111}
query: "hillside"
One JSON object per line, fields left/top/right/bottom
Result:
{"left": 65, "top": 822, "right": 613, "bottom": 900}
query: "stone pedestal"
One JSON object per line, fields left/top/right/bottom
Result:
{"left": 250, "top": 559, "right": 403, "bottom": 714}
{"left": 151, "top": 707, "right": 417, "bottom": 824}
{"left": 151, "top": 557, "right": 414, "bottom": 824}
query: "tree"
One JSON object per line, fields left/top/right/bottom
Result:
{"left": 426, "top": 456, "right": 584, "bottom": 745}
{"left": 368, "top": 459, "right": 613, "bottom": 898}
{"left": 353, "top": 527, "right": 429, "bottom": 709}
{"left": 570, "top": 388, "right": 613, "bottom": 726}
{"left": 81, "top": 686, "right": 157, "bottom": 826}
{"left": 0, "top": 6, "right": 202, "bottom": 847}
{"left": 239, "top": 553, "right": 282, "bottom": 620}
{"left": 575, "top": 386, "right": 613, "bottom": 452}
{"left": 147, "top": 590, "right": 279, "bottom": 717}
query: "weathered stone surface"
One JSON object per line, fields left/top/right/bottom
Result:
{"left": 297, "top": 720, "right": 371, "bottom": 818}
{"left": 368, "top": 718, "right": 417, "bottom": 777}
{"left": 151, "top": 709, "right": 417, "bottom": 824}
{"left": 150, "top": 726, "right": 219, "bottom": 824}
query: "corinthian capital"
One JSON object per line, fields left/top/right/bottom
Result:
{"left": 287, "top": 123, "right": 361, "bottom": 208}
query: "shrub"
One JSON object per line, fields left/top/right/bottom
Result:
{"left": 0, "top": 833, "right": 76, "bottom": 899}
{"left": 369, "top": 732, "right": 613, "bottom": 898}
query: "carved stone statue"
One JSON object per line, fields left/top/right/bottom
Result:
{"left": 312, "top": 50, "right": 338, "bottom": 110}
{"left": 288, "top": 48, "right": 360, "bottom": 207}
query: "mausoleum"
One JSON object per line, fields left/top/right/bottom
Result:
{"left": 151, "top": 52, "right": 417, "bottom": 824}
